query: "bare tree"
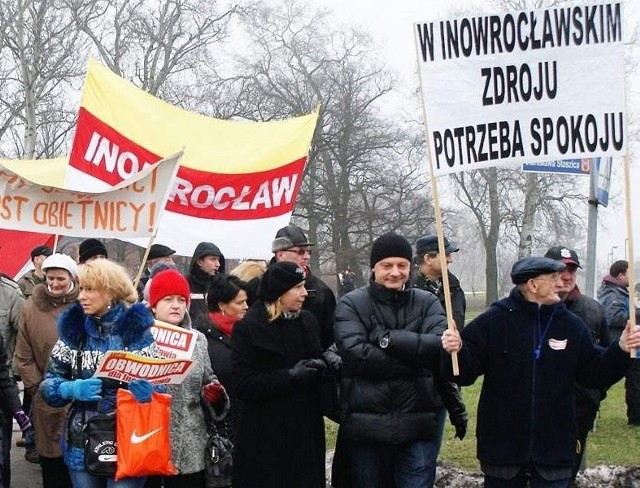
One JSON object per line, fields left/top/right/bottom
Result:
{"left": 66, "top": 0, "right": 237, "bottom": 100}
{"left": 0, "top": 0, "right": 85, "bottom": 158}
{"left": 223, "top": 0, "right": 434, "bottom": 282}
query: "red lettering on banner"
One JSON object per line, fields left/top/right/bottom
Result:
{"left": 70, "top": 108, "right": 306, "bottom": 220}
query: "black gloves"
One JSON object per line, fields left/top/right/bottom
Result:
{"left": 322, "top": 345, "right": 342, "bottom": 371}
{"left": 438, "top": 381, "right": 469, "bottom": 440}
{"left": 450, "top": 406, "right": 469, "bottom": 440}
{"left": 288, "top": 358, "right": 327, "bottom": 386}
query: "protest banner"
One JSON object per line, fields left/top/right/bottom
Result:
{"left": 150, "top": 320, "right": 197, "bottom": 360}
{"left": 0, "top": 152, "right": 181, "bottom": 238}
{"left": 94, "top": 351, "right": 194, "bottom": 385}
{"left": 413, "top": 2, "right": 630, "bottom": 370}
{"left": 415, "top": 2, "right": 625, "bottom": 176}
{"left": 66, "top": 58, "right": 319, "bottom": 258}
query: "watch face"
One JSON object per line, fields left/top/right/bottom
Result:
{"left": 380, "top": 336, "right": 389, "bottom": 348}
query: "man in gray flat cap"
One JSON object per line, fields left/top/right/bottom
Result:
{"left": 442, "top": 256, "right": 640, "bottom": 488}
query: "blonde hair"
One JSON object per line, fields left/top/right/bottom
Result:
{"left": 265, "top": 300, "right": 283, "bottom": 323}
{"left": 78, "top": 259, "right": 138, "bottom": 305}
{"left": 230, "top": 260, "right": 267, "bottom": 283}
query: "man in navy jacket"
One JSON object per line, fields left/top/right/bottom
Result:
{"left": 442, "top": 257, "right": 640, "bottom": 487}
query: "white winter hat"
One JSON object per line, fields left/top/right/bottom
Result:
{"left": 42, "top": 253, "right": 78, "bottom": 279}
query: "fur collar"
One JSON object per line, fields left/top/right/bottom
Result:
{"left": 58, "top": 301, "right": 153, "bottom": 348}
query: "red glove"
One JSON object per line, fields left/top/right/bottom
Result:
{"left": 202, "top": 380, "right": 225, "bottom": 404}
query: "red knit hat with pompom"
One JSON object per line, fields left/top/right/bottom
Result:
{"left": 148, "top": 269, "right": 190, "bottom": 308}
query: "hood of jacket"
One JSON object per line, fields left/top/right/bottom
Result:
{"left": 189, "top": 242, "right": 225, "bottom": 274}
{"left": 58, "top": 301, "right": 154, "bottom": 348}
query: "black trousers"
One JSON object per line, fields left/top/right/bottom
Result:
{"left": 40, "top": 456, "right": 72, "bottom": 488}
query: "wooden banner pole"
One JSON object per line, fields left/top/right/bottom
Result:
{"left": 413, "top": 26, "right": 459, "bottom": 376}
{"left": 622, "top": 154, "right": 637, "bottom": 357}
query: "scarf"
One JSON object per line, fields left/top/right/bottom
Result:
{"left": 209, "top": 312, "right": 238, "bottom": 337}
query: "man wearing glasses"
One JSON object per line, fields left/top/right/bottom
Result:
{"left": 442, "top": 256, "right": 640, "bottom": 488}
{"left": 271, "top": 225, "right": 336, "bottom": 349}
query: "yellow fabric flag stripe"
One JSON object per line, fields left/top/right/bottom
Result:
{"left": 80, "top": 58, "right": 319, "bottom": 173}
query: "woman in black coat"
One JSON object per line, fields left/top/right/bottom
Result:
{"left": 231, "top": 262, "right": 327, "bottom": 488}
{"left": 193, "top": 274, "right": 249, "bottom": 443}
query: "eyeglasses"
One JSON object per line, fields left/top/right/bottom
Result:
{"left": 532, "top": 273, "right": 562, "bottom": 283}
{"left": 284, "top": 248, "right": 311, "bottom": 256}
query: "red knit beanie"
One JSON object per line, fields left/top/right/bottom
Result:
{"left": 148, "top": 269, "right": 190, "bottom": 308}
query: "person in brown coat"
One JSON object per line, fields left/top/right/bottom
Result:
{"left": 15, "top": 253, "right": 79, "bottom": 488}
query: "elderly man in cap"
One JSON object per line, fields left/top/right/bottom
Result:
{"left": 272, "top": 225, "right": 336, "bottom": 349}
{"left": 333, "top": 232, "right": 448, "bottom": 487}
{"left": 17, "top": 245, "right": 52, "bottom": 299}
{"left": 442, "top": 256, "right": 640, "bottom": 488}
{"left": 545, "top": 246, "right": 610, "bottom": 483}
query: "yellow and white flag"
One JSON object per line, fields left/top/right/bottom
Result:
{"left": 67, "top": 58, "right": 319, "bottom": 258}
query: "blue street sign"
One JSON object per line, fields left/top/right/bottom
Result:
{"left": 522, "top": 159, "right": 591, "bottom": 176}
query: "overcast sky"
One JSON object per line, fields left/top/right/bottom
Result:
{"left": 316, "top": 0, "right": 640, "bottom": 271}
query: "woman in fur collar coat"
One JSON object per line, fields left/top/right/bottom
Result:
{"left": 41, "top": 259, "right": 158, "bottom": 488}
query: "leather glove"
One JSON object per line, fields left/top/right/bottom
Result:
{"left": 202, "top": 380, "right": 226, "bottom": 404}
{"left": 129, "top": 379, "right": 154, "bottom": 403}
{"left": 450, "top": 405, "right": 469, "bottom": 440}
{"left": 12, "top": 408, "right": 32, "bottom": 433}
{"left": 322, "top": 348, "right": 342, "bottom": 371}
{"left": 288, "top": 359, "right": 324, "bottom": 386}
{"left": 59, "top": 378, "right": 103, "bottom": 401}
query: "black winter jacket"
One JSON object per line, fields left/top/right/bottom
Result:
{"left": 303, "top": 271, "right": 336, "bottom": 350}
{"left": 231, "top": 303, "right": 325, "bottom": 488}
{"left": 193, "top": 315, "right": 238, "bottom": 442}
{"left": 334, "top": 279, "right": 447, "bottom": 445}
{"left": 413, "top": 270, "right": 466, "bottom": 329}
{"left": 564, "top": 287, "right": 611, "bottom": 434}
{"left": 187, "top": 242, "right": 225, "bottom": 324}
{"left": 451, "top": 287, "right": 631, "bottom": 468}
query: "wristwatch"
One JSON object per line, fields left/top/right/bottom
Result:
{"left": 379, "top": 334, "right": 390, "bottom": 349}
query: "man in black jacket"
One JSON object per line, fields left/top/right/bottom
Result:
{"left": 545, "top": 246, "right": 611, "bottom": 484}
{"left": 442, "top": 257, "right": 640, "bottom": 488}
{"left": 334, "top": 232, "right": 448, "bottom": 487}
{"left": 271, "top": 225, "right": 336, "bottom": 350}
{"left": 413, "top": 234, "right": 466, "bottom": 329}
{"left": 187, "top": 241, "right": 225, "bottom": 324}
{"left": 597, "top": 259, "right": 640, "bottom": 425}
{"left": 413, "top": 235, "right": 468, "bottom": 456}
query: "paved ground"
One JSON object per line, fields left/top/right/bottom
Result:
{"left": 8, "top": 426, "right": 42, "bottom": 488}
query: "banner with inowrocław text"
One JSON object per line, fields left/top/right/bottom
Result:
{"left": 0, "top": 152, "right": 181, "bottom": 238}
{"left": 415, "top": 2, "right": 626, "bottom": 176}
{"left": 66, "top": 58, "right": 319, "bottom": 258}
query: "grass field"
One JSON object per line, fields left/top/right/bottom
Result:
{"left": 326, "top": 379, "right": 640, "bottom": 472}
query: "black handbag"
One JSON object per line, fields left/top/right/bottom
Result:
{"left": 83, "top": 412, "right": 117, "bottom": 477}
{"left": 205, "top": 422, "right": 233, "bottom": 488}
{"left": 73, "top": 341, "right": 118, "bottom": 477}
